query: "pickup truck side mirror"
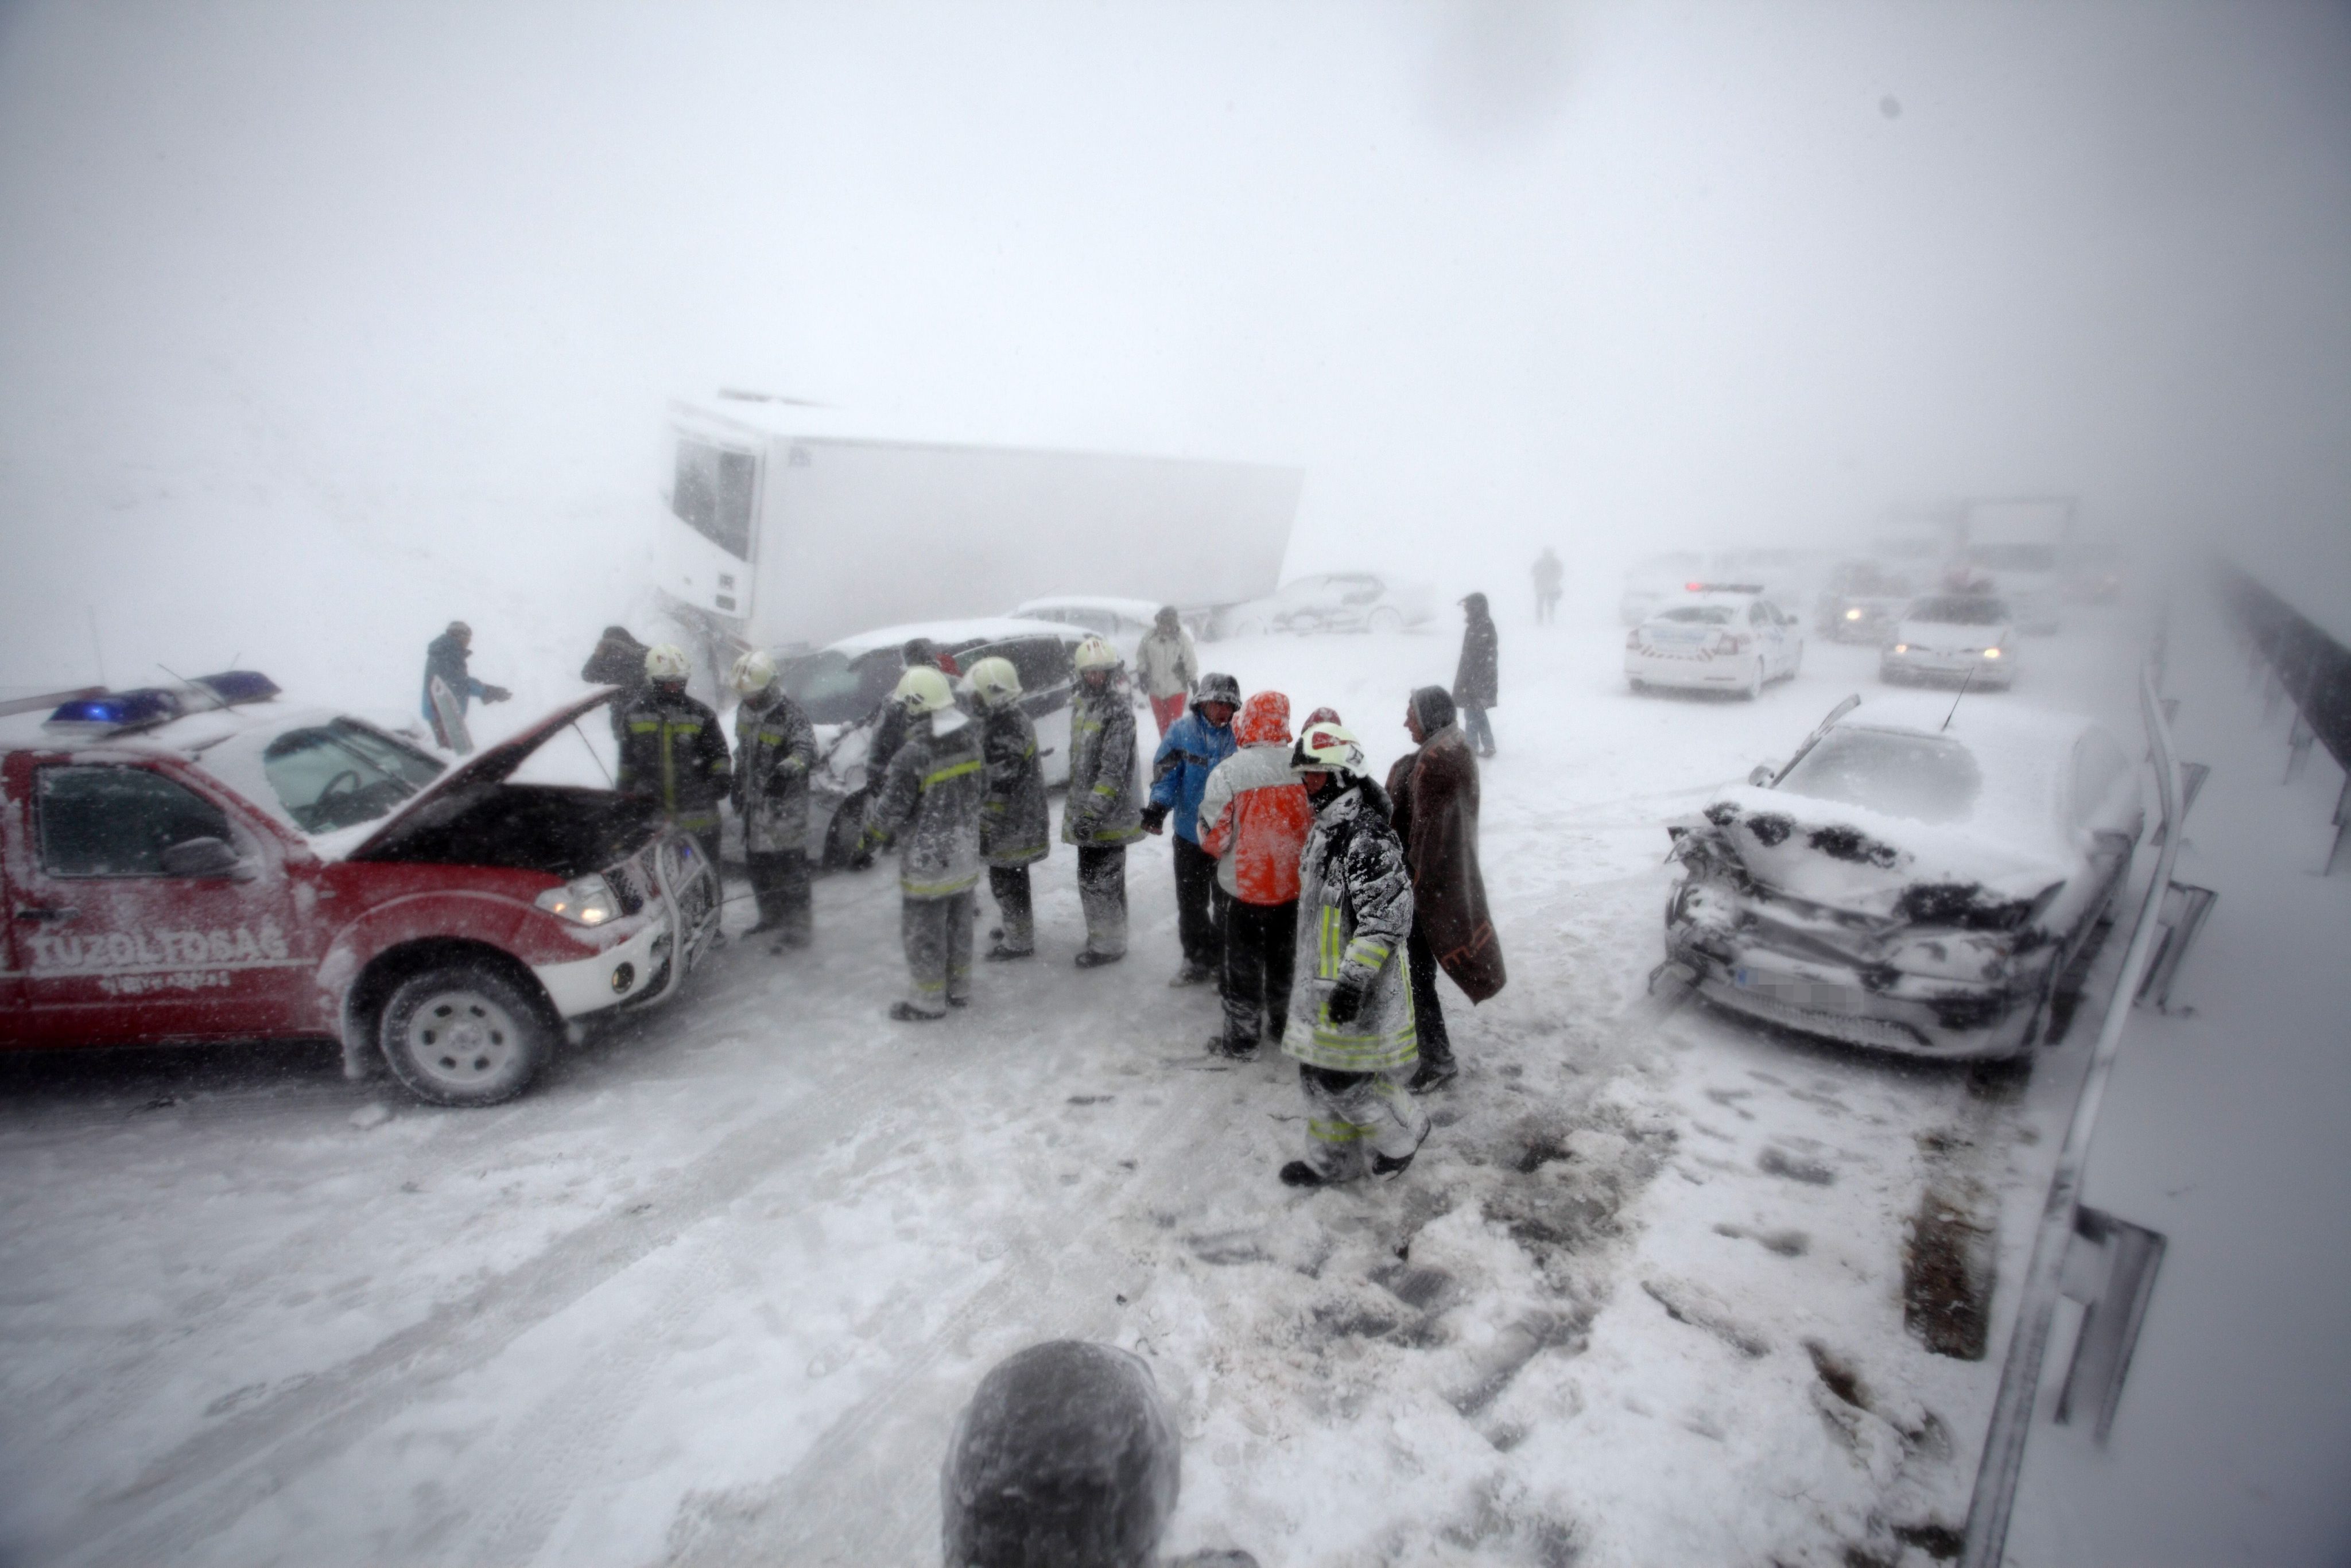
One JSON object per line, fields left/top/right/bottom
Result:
{"left": 1747, "top": 762, "right": 1780, "bottom": 787}
{"left": 160, "top": 836, "right": 251, "bottom": 880}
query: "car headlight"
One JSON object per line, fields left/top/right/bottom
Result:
{"left": 1844, "top": 607, "right": 1862, "bottom": 620}
{"left": 536, "top": 874, "right": 620, "bottom": 927}
{"left": 1891, "top": 643, "right": 1909, "bottom": 654}
{"left": 1983, "top": 647, "right": 2001, "bottom": 659}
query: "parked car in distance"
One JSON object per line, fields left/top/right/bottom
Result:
{"left": 1625, "top": 588, "right": 1805, "bottom": 699}
{"left": 1662, "top": 693, "right": 2141, "bottom": 1059}
{"left": 1007, "top": 596, "right": 1163, "bottom": 667}
{"left": 0, "top": 676, "right": 721, "bottom": 1106}
{"left": 1881, "top": 595, "right": 2018, "bottom": 689}
{"left": 1815, "top": 558, "right": 1923, "bottom": 643}
{"left": 1618, "top": 551, "right": 1706, "bottom": 627}
{"left": 774, "top": 616, "right": 1088, "bottom": 867}
{"left": 1208, "top": 573, "right": 1434, "bottom": 638}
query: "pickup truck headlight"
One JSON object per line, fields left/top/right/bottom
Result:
{"left": 536, "top": 874, "right": 620, "bottom": 927}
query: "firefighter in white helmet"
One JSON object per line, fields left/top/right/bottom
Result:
{"left": 1277, "top": 719, "right": 1429, "bottom": 1188}
{"left": 1062, "top": 635, "right": 1145, "bottom": 967}
{"left": 860, "top": 664, "right": 986, "bottom": 1019}
{"left": 616, "top": 643, "right": 732, "bottom": 871}
{"left": 965, "top": 655, "right": 1051, "bottom": 960}
{"left": 728, "top": 649, "right": 817, "bottom": 951}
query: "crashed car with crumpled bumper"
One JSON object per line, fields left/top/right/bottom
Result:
{"left": 1659, "top": 694, "right": 2143, "bottom": 1059}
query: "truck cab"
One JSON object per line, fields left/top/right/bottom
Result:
{"left": 1, "top": 676, "right": 720, "bottom": 1105}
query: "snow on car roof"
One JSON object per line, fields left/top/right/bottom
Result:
{"left": 0, "top": 697, "right": 307, "bottom": 758}
{"left": 1010, "top": 595, "right": 1165, "bottom": 619}
{"left": 822, "top": 616, "right": 1085, "bottom": 657}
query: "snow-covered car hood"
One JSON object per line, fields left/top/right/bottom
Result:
{"left": 1681, "top": 783, "right": 2073, "bottom": 927}
{"left": 349, "top": 689, "right": 621, "bottom": 859}
{"left": 1894, "top": 618, "right": 2012, "bottom": 652}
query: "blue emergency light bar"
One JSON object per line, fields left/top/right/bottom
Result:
{"left": 42, "top": 670, "right": 280, "bottom": 735}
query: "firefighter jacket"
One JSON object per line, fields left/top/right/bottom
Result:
{"left": 1386, "top": 686, "right": 1507, "bottom": 1002}
{"left": 1197, "top": 692, "right": 1313, "bottom": 906}
{"left": 864, "top": 709, "right": 985, "bottom": 899}
{"left": 1135, "top": 624, "right": 1199, "bottom": 701}
{"left": 732, "top": 689, "right": 817, "bottom": 856}
{"left": 1281, "top": 778, "right": 1418, "bottom": 1074}
{"left": 976, "top": 699, "right": 1050, "bottom": 867}
{"left": 1148, "top": 704, "right": 1237, "bottom": 844}
{"left": 1062, "top": 674, "right": 1145, "bottom": 847}
{"left": 616, "top": 686, "right": 732, "bottom": 834}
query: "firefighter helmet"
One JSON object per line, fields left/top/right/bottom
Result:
{"left": 645, "top": 643, "right": 693, "bottom": 684}
{"left": 1290, "top": 720, "right": 1366, "bottom": 778}
{"left": 727, "top": 649, "right": 777, "bottom": 696}
{"left": 965, "top": 655, "right": 1022, "bottom": 708}
{"left": 1072, "top": 635, "right": 1120, "bottom": 673}
{"left": 893, "top": 664, "right": 956, "bottom": 716}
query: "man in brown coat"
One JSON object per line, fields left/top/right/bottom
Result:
{"left": 1385, "top": 684, "right": 1507, "bottom": 1092}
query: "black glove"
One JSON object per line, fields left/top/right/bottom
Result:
{"left": 1139, "top": 802, "right": 1170, "bottom": 835}
{"left": 1326, "top": 968, "right": 1372, "bottom": 1026}
{"left": 482, "top": 685, "right": 512, "bottom": 704}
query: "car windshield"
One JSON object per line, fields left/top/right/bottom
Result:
{"left": 1656, "top": 606, "right": 1736, "bottom": 625}
{"left": 261, "top": 719, "right": 447, "bottom": 833}
{"left": 1775, "top": 726, "right": 1984, "bottom": 825}
{"left": 1907, "top": 596, "right": 2011, "bottom": 626}
{"left": 783, "top": 650, "right": 902, "bottom": 725}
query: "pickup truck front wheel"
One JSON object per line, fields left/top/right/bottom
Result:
{"left": 379, "top": 964, "right": 552, "bottom": 1107}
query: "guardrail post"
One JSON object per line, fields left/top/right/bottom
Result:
{"left": 2328, "top": 774, "right": 2351, "bottom": 878}
{"left": 2137, "top": 883, "right": 2219, "bottom": 1012}
{"left": 2054, "top": 1206, "right": 2167, "bottom": 1443}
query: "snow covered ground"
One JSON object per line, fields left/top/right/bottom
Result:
{"left": 0, "top": 602, "right": 2162, "bottom": 1566}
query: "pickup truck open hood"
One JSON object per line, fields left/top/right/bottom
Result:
{"left": 352, "top": 689, "right": 621, "bottom": 860}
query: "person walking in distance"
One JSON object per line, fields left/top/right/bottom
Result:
{"left": 1141, "top": 671, "right": 1239, "bottom": 987}
{"left": 616, "top": 643, "right": 731, "bottom": 871}
{"left": 1195, "top": 690, "right": 1313, "bottom": 1061}
{"left": 965, "top": 655, "right": 1050, "bottom": 962}
{"left": 1063, "top": 636, "right": 1146, "bottom": 968}
{"left": 1454, "top": 592, "right": 1499, "bottom": 758}
{"left": 1532, "top": 548, "right": 1564, "bottom": 625}
{"left": 728, "top": 650, "right": 817, "bottom": 952}
{"left": 1277, "top": 720, "right": 1429, "bottom": 1189}
{"left": 860, "top": 665, "right": 985, "bottom": 1020}
{"left": 420, "top": 620, "right": 510, "bottom": 748}
{"left": 1135, "top": 606, "right": 1200, "bottom": 738}
{"left": 1386, "top": 685, "right": 1507, "bottom": 1092}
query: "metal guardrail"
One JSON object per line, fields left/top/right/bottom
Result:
{"left": 2218, "top": 558, "right": 2351, "bottom": 872}
{"left": 1958, "top": 658, "right": 2185, "bottom": 1568}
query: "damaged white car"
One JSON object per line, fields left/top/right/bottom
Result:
{"left": 1660, "top": 694, "right": 2143, "bottom": 1059}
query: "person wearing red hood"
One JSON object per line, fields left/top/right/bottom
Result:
{"left": 1194, "top": 692, "right": 1316, "bottom": 1059}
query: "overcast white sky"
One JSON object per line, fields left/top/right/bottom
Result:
{"left": 1, "top": 1, "right": 2346, "bottom": 685}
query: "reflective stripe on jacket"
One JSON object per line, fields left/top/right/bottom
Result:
{"left": 865, "top": 711, "right": 985, "bottom": 898}
{"left": 1282, "top": 779, "right": 1417, "bottom": 1073}
{"left": 977, "top": 703, "right": 1051, "bottom": 867}
{"left": 734, "top": 691, "right": 817, "bottom": 856}
{"left": 1061, "top": 676, "right": 1144, "bottom": 846}
{"left": 616, "top": 689, "right": 732, "bottom": 832}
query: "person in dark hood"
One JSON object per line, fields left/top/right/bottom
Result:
{"left": 1386, "top": 685, "right": 1508, "bottom": 1093}
{"left": 581, "top": 624, "right": 650, "bottom": 746}
{"left": 420, "top": 620, "right": 510, "bottom": 748}
{"left": 941, "top": 1340, "right": 1259, "bottom": 1568}
{"left": 1141, "top": 671, "right": 1240, "bottom": 987}
{"left": 1454, "top": 594, "right": 1497, "bottom": 758}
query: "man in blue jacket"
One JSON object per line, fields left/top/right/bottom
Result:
{"left": 1140, "top": 671, "right": 1239, "bottom": 987}
{"left": 420, "top": 620, "right": 509, "bottom": 748}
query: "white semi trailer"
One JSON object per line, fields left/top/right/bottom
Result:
{"left": 654, "top": 397, "right": 1305, "bottom": 656}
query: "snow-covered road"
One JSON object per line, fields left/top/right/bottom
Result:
{"left": 0, "top": 610, "right": 2154, "bottom": 1566}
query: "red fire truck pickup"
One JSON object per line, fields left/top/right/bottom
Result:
{"left": 0, "top": 674, "right": 721, "bottom": 1105}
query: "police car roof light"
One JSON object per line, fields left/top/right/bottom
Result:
{"left": 44, "top": 687, "right": 184, "bottom": 734}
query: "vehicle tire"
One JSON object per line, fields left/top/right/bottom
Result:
{"left": 823, "top": 788, "right": 869, "bottom": 869}
{"left": 379, "top": 963, "right": 552, "bottom": 1108}
{"left": 1367, "top": 606, "right": 1405, "bottom": 634}
{"left": 1628, "top": 677, "right": 1647, "bottom": 694}
{"left": 1743, "top": 659, "right": 1766, "bottom": 700}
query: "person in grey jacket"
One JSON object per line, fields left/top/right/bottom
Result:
{"left": 728, "top": 650, "right": 817, "bottom": 952}
{"left": 1454, "top": 592, "right": 1499, "bottom": 757}
{"left": 965, "top": 656, "right": 1050, "bottom": 962}
{"left": 862, "top": 666, "right": 985, "bottom": 1020}
{"left": 1062, "top": 636, "right": 1146, "bottom": 968}
{"left": 1278, "top": 719, "right": 1429, "bottom": 1189}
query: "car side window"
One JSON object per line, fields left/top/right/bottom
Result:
{"left": 37, "top": 765, "right": 234, "bottom": 878}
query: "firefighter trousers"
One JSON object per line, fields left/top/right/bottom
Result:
{"left": 1219, "top": 896, "right": 1296, "bottom": 1048}
{"left": 747, "top": 850, "right": 810, "bottom": 944}
{"left": 901, "top": 889, "right": 975, "bottom": 1015}
{"left": 988, "top": 864, "right": 1034, "bottom": 953}
{"left": 1295, "top": 1064, "right": 1429, "bottom": 1183}
{"left": 1076, "top": 845, "right": 1127, "bottom": 957}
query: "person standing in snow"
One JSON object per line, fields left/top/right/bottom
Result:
{"left": 616, "top": 643, "right": 731, "bottom": 870}
{"left": 1195, "top": 690, "right": 1314, "bottom": 1060}
{"left": 1531, "top": 548, "right": 1564, "bottom": 624}
{"left": 860, "top": 665, "right": 985, "bottom": 1020}
{"left": 1062, "top": 635, "right": 1146, "bottom": 968}
{"left": 1140, "top": 671, "right": 1239, "bottom": 987}
{"left": 728, "top": 650, "right": 817, "bottom": 952}
{"left": 420, "top": 620, "right": 510, "bottom": 747}
{"left": 1454, "top": 593, "right": 1499, "bottom": 758}
{"left": 965, "top": 655, "right": 1050, "bottom": 962}
{"left": 1135, "top": 606, "right": 1200, "bottom": 738}
{"left": 866, "top": 636, "right": 960, "bottom": 793}
{"left": 580, "top": 624, "right": 650, "bottom": 747}
{"left": 1277, "top": 720, "right": 1429, "bottom": 1189}
{"left": 1385, "top": 685, "right": 1507, "bottom": 1092}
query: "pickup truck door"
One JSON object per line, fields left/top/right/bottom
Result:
{"left": 10, "top": 758, "right": 312, "bottom": 1046}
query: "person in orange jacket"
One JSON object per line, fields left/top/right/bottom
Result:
{"left": 1194, "top": 690, "right": 1316, "bottom": 1059}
